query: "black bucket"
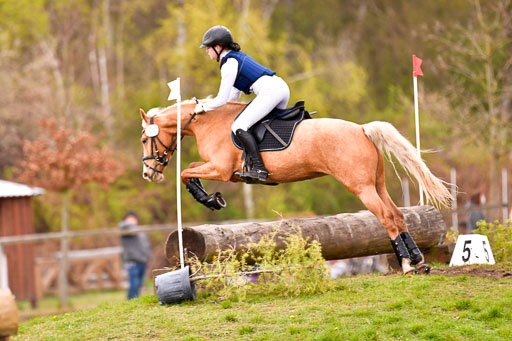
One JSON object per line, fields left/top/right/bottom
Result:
{"left": 155, "top": 265, "right": 197, "bottom": 304}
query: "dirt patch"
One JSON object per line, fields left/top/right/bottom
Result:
{"left": 430, "top": 265, "right": 512, "bottom": 280}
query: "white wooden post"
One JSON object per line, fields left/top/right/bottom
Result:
{"left": 0, "top": 245, "right": 8, "bottom": 289}
{"left": 402, "top": 178, "right": 411, "bottom": 207}
{"left": 168, "top": 78, "right": 184, "bottom": 269}
{"left": 450, "top": 168, "right": 458, "bottom": 231}
{"left": 243, "top": 183, "right": 255, "bottom": 219}
{"left": 413, "top": 75, "right": 423, "bottom": 205}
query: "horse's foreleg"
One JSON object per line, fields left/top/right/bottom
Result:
{"left": 181, "top": 162, "right": 228, "bottom": 210}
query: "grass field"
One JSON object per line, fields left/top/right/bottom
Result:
{"left": 14, "top": 265, "right": 512, "bottom": 341}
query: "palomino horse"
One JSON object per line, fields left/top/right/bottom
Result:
{"left": 139, "top": 100, "right": 451, "bottom": 274}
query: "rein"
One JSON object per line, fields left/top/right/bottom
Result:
{"left": 142, "top": 112, "right": 197, "bottom": 174}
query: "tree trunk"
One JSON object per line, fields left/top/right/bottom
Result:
{"left": 115, "top": 0, "right": 125, "bottom": 100}
{"left": 165, "top": 206, "right": 446, "bottom": 266}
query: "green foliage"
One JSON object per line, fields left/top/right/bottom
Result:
{"left": 0, "top": 0, "right": 48, "bottom": 49}
{"left": 4, "top": 0, "right": 509, "bottom": 232}
{"left": 445, "top": 225, "right": 460, "bottom": 244}
{"left": 190, "top": 227, "right": 333, "bottom": 302}
{"left": 474, "top": 220, "right": 512, "bottom": 262}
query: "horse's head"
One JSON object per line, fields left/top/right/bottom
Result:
{"left": 140, "top": 108, "right": 177, "bottom": 182}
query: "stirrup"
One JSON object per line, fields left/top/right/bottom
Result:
{"left": 235, "top": 169, "right": 268, "bottom": 184}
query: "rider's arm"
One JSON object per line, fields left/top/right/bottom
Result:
{"left": 203, "top": 58, "right": 239, "bottom": 111}
{"left": 228, "top": 87, "right": 242, "bottom": 102}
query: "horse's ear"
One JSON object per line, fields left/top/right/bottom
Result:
{"left": 140, "top": 108, "right": 149, "bottom": 123}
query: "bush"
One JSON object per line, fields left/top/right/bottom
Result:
{"left": 188, "top": 226, "right": 334, "bottom": 301}
{"left": 474, "top": 220, "right": 512, "bottom": 262}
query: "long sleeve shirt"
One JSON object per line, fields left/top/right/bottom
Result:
{"left": 203, "top": 50, "right": 242, "bottom": 111}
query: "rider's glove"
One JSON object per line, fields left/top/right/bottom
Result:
{"left": 194, "top": 103, "right": 206, "bottom": 114}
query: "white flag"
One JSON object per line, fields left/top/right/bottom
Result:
{"left": 167, "top": 78, "right": 181, "bottom": 101}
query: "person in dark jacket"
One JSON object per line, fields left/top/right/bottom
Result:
{"left": 465, "top": 192, "right": 486, "bottom": 233}
{"left": 119, "top": 211, "right": 151, "bottom": 299}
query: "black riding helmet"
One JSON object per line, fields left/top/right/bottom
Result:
{"left": 200, "top": 25, "right": 233, "bottom": 48}
{"left": 200, "top": 25, "right": 234, "bottom": 62}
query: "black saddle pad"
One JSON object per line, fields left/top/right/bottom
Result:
{"left": 231, "top": 100, "right": 311, "bottom": 152}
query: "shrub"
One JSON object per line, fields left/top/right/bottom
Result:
{"left": 474, "top": 220, "right": 512, "bottom": 262}
{"left": 188, "top": 226, "right": 333, "bottom": 301}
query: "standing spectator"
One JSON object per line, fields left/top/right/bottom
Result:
{"left": 465, "top": 192, "right": 486, "bottom": 234}
{"left": 119, "top": 211, "right": 152, "bottom": 299}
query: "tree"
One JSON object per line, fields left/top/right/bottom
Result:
{"left": 13, "top": 119, "right": 124, "bottom": 305}
{"left": 430, "top": 0, "right": 512, "bottom": 214}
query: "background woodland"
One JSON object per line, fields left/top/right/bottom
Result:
{"left": 2, "top": 0, "right": 511, "bottom": 232}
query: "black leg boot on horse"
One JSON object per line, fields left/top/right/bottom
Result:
{"left": 186, "top": 178, "right": 227, "bottom": 210}
{"left": 400, "top": 232, "right": 431, "bottom": 274}
{"left": 390, "top": 234, "right": 417, "bottom": 274}
{"left": 235, "top": 129, "right": 269, "bottom": 184}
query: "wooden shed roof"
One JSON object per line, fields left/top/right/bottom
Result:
{"left": 0, "top": 180, "right": 45, "bottom": 198}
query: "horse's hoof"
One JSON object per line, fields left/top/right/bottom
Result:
{"left": 415, "top": 263, "right": 431, "bottom": 275}
{"left": 403, "top": 267, "right": 418, "bottom": 275}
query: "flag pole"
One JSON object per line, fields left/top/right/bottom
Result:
{"left": 168, "top": 78, "right": 184, "bottom": 269}
{"left": 412, "top": 55, "right": 424, "bottom": 205}
{"left": 413, "top": 75, "right": 424, "bottom": 205}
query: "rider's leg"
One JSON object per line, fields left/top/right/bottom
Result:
{"left": 235, "top": 129, "right": 269, "bottom": 182}
{"left": 232, "top": 76, "right": 289, "bottom": 182}
{"left": 231, "top": 76, "right": 290, "bottom": 132}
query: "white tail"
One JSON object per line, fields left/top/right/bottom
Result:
{"left": 363, "top": 121, "right": 452, "bottom": 208}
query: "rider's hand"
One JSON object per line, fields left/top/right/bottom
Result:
{"left": 194, "top": 102, "right": 206, "bottom": 114}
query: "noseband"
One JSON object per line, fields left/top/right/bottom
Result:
{"left": 142, "top": 113, "right": 197, "bottom": 174}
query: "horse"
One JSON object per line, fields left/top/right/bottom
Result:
{"left": 139, "top": 100, "right": 451, "bottom": 274}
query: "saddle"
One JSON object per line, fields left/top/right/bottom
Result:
{"left": 231, "top": 100, "right": 312, "bottom": 152}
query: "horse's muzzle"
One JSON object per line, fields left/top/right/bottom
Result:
{"left": 143, "top": 168, "right": 164, "bottom": 182}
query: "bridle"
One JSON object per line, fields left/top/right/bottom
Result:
{"left": 142, "top": 112, "right": 197, "bottom": 175}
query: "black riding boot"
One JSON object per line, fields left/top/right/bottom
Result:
{"left": 235, "top": 129, "right": 269, "bottom": 183}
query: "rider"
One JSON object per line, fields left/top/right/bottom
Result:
{"left": 195, "top": 25, "right": 290, "bottom": 183}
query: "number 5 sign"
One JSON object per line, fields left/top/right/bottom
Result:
{"left": 449, "top": 234, "right": 495, "bottom": 266}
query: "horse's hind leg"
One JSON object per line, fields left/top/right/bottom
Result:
{"left": 353, "top": 185, "right": 416, "bottom": 274}
{"left": 375, "top": 149, "right": 430, "bottom": 274}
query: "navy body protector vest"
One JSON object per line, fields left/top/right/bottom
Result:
{"left": 220, "top": 51, "right": 276, "bottom": 94}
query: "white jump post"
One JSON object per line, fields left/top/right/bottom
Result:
{"left": 168, "top": 78, "right": 185, "bottom": 269}
{"left": 412, "top": 54, "right": 424, "bottom": 205}
{"left": 450, "top": 168, "right": 458, "bottom": 231}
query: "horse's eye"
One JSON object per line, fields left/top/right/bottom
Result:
{"left": 142, "top": 138, "right": 148, "bottom": 144}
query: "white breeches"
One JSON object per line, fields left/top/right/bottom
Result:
{"left": 231, "top": 75, "right": 290, "bottom": 133}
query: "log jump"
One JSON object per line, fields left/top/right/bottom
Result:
{"left": 165, "top": 206, "right": 446, "bottom": 266}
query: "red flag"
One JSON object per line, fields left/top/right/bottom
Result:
{"left": 412, "top": 54, "right": 423, "bottom": 77}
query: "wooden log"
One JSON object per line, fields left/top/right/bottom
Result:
{"left": 165, "top": 206, "right": 446, "bottom": 266}
{"left": 0, "top": 288, "right": 18, "bottom": 338}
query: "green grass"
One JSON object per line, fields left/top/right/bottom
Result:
{"left": 14, "top": 270, "right": 512, "bottom": 340}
